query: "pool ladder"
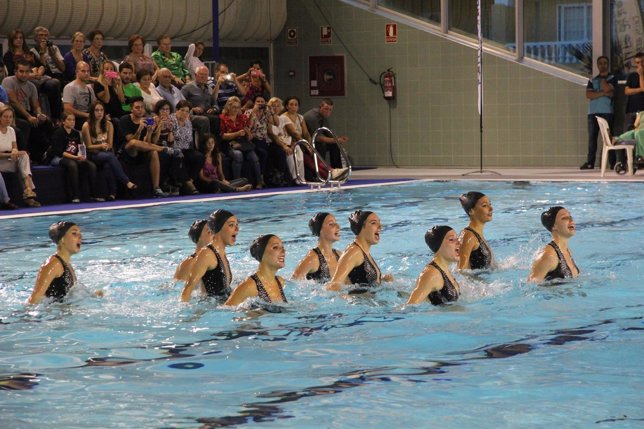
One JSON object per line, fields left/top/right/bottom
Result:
{"left": 292, "top": 127, "right": 352, "bottom": 188}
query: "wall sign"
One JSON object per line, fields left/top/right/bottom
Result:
{"left": 320, "top": 26, "right": 332, "bottom": 44}
{"left": 385, "top": 23, "right": 398, "bottom": 44}
{"left": 287, "top": 28, "right": 298, "bottom": 46}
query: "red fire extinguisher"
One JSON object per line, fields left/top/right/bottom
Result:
{"left": 380, "top": 68, "right": 396, "bottom": 100}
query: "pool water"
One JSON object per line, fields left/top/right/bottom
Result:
{"left": 1, "top": 180, "right": 643, "bottom": 428}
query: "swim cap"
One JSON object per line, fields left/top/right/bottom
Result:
{"left": 308, "top": 212, "right": 331, "bottom": 236}
{"left": 188, "top": 219, "right": 208, "bottom": 244}
{"left": 424, "top": 225, "right": 453, "bottom": 253}
{"left": 250, "top": 234, "right": 276, "bottom": 262}
{"left": 541, "top": 206, "right": 565, "bottom": 232}
{"left": 48, "top": 221, "right": 77, "bottom": 244}
{"left": 348, "top": 210, "right": 373, "bottom": 235}
{"left": 207, "top": 209, "right": 234, "bottom": 234}
{"left": 459, "top": 191, "right": 486, "bottom": 215}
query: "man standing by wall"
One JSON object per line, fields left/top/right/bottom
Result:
{"left": 303, "top": 98, "right": 349, "bottom": 168}
{"left": 624, "top": 52, "right": 644, "bottom": 131}
{"left": 580, "top": 56, "right": 616, "bottom": 170}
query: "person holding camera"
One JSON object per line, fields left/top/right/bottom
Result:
{"left": 29, "top": 26, "right": 64, "bottom": 120}
{"left": 94, "top": 61, "right": 126, "bottom": 119}
{"left": 213, "top": 63, "right": 246, "bottom": 111}
{"left": 239, "top": 61, "right": 272, "bottom": 110}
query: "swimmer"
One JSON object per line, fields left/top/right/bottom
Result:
{"left": 29, "top": 221, "right": 84, "bottom": 304}
{"left": 292, "top": 212, "right": 342, "bottom": 281}
{"left": 225, "top": 234, "right": 288, "bottom": 306}
{"left": 174, "top": 219, "right": 212, "bottom": 282}
{"left": 326, "top": 210, "right": 393, "bottom": 291}
{"left": 180, "top": 210, "right": 237, "bottom": 302}
{"left": 528, "top": 206, "right": 580, "bottom": 282}
{"left": 407, "top": 226, "right": 461, "bottom": 305}
{"left": 458, "top": 191, "right": 494, "bottom": 270}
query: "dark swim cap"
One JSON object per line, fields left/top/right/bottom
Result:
{"left": 308, "top": 212, "right": 331, "bottom": 236}
{"left": 188, "top": 219, "right": 208, "bottom": 244}
{"left": 48, "top": 221, "right": 77, "bottom": 244}
{"left": 541, "top": 206, "right": 565, "bottom": 232}
{"left": 250, "top": 234, "right": 276, "bottom": 262}
{"left": 348, "top": 210, "right": 373, "bottom": 235}
{"left": 459, "top": 191, "right": 486, "bottom": 215}
{"left": 207, "top": 209, "right": 234, "bottom": 234}
{"left": 424, "top": 225, "right": 453, "bottom": 253}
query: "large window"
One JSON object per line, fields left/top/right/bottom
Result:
{"left": 378, "top": 0, "right": 441, "bottom": 25}
{"left": 448, "top": 0, "right": 516, "bottom": 51}
{"left": 611, "top": 0, "right": 644, "bottom": 72}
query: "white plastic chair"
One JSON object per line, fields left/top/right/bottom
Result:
{"left": 596, "top": 116, "right": 634, "bottom": 177}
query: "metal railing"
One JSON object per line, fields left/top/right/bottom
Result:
{"left": 291, "top": 127, "right": 352, "bottom": 188}
{"left": 506, "top": 40, "right": 587, "bottom": 64}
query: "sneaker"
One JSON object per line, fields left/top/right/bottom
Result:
{"left": 1, "top": 201, "right": 19, "bottom": 210}
{"left": 23, "top": 197, "right": 41, "bottom": 208}
{"left": 329, "top": 167, "right": 350, "bottom": 180}
{"left": 71, "top": 198, "right": 81, "bottom": 203}
{"left": 92, "top": 197, "right": 106, "bottom": 202}
{"left": 237, "top": 184, "right": 252, "bottom": 192}
{"left": 153, "top": 187, "right": 168, "bottom": 198}
{"left": 579, "top": 162, "right": 594, "bottom": 170}
{"left": 107, "top": 195, "right": 116, "bottom": 201}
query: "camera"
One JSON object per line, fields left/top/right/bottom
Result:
{"left": 144, "top": 117, "right": 155, "bottom": 126}
{"left": 258, "top": 104, "right": 266, "bottom": 110}
{"left": 46, "top": 40, "right": 53, "bottom": 47}
{"left": 223, "top": 73, "right": 234, "bottom": 81}
{"left": 105, "top": 71, "right": 119, "bottom": 79}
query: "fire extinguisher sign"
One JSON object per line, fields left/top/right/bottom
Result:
{"left": 385, "top": 23, "right": 398, "bottom": 44}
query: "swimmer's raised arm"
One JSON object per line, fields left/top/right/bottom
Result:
{"left": 457, "top": 230, "right": 477, "bottom": 270}
{"left": 174, "top": 257, "right": 193, "bottom": 282}
{"left": 407, "top": 266, "right": 442, "bottom": 304}
{"left": 180, "top": 248, "right": 217, "bottom": 302}
{"left": 527, "top": 246, "right": 558, "bottom": 283}
{"left": 326, "top": 246, "right": 361, "bottom": 291}
{"left": 28, "top": 256, "right": 64, "bottom": 305}
{"left": 291, "top": 249, "right": 318, "bottom": 280}
{"left": 224, "top": 278, "right": 256, "bottom": 306}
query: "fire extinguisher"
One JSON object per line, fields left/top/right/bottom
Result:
{"left": 379, "top": 68, "right": 396, "bottom": 100}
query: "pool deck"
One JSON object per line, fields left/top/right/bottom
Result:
{"left": 1, "top": 166, "right": 641, "bottom": 220}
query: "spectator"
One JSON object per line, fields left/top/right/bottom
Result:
{"left": 303, "top": 98, "right": 349, "bottom": 169}
{"left": 265, "top": 97, "right": 291, "bottom": 186}
{"left": 50, "top": 111, "right": 100, "bottom": 203}
{"left": 155, "top": 68, "right": 185, "bottom": 108}
{"left": 244, "top": 95, "right": 270, "bottom": 183}
{"left": 82, "top": 30, "right": 108, "bottom": 78}
{"left": 219, "top": 96, "right": 262, "bottom": 186}
{"left": 184, "top": 42, "right": 206, "bottom": 80}
{"left": 135, "top": 69, "right": 164, "bottom": 114}
{"left": 213, "top": 63, "right": 246, "bottom": 111}
{"left": 122, "top": 34, "right": 158, "bottom": 79}
{"left": 94, "top": 60, "right": 126, "bottom": 119}
{"left": 63, "top": 32, "right": 85, "bottom": 83}
{"left": 62, "top": 61, "right": 96, "bottom": 130}
{"left": 2, "top": 59, "right": 54, "bottom": 162}
{"left": 82, "top": 101, "right": 137, "bottom": 201}
{"left": 151, "top": 35, "right": 190, "bottom": 87}
{"left": 29, "top": 26, "right": 64, "bottom": 120}
{"left": 3, "top": 29, "right": 30, "bottom": 76}
{"left": 624, "top": 52, "right": 644, "bottom": 131}
{"left": 239, "top": 61, "right": 271, "bottom": 109}
{"left": 118, "top": 62, "right": 141, "bottom": 113}
{"left": 197, "top": 133, "right": 251, "bottom": 193}
{"left": 119, "top": 96, "right": 167, "bottom": 197}
{"left": 614, "top": 111, "right": 644, "bottom": 163}
{"left": 0, "top": 84, "right": 8, "bottom": 104}
{"left": 0, "top": 171, "right": 18, "bottom": 209}
{"left": 0, "top": 105, "right": 40, "bottom": 207}
{"left": 181, "top": 65, "right": 219, "bottom": 137}
{"left": 170, "top": 100, "right": 206, "bottom": 184}
{"left": 281, "top": 96, "right": 310, "bottom": 184}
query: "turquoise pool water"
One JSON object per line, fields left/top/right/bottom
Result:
{"left": 1, "top": 180, "right": 643, "bottom": 428}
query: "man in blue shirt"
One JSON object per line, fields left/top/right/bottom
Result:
{"left": 581, "top": 56, "right": 617, "bottom": 170}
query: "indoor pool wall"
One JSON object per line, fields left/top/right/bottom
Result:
{"left": 1, "top": 180, "right": 642, "bottom": 428}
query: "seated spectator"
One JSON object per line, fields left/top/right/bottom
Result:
{"left": 29, "top": 26, "right": 64, "bottom": 120}
{"left": 50, "top": 112, "right": 100, "bottom": 203}
{"left": 135, "top": 69, "right": 163, "bottom": 114}
{"left": 118, "top": 62, "right": 141, "bottom": 113}
{"left": 0, "top": 170, "right": 18, "bottom": 209}
{"left": 2, "top": 59, "right": 54, "bottom": 162}
{"left": 0, "top": 84, "right": 8, "bottom": 105}
{"left": 281, "top": 96, "right": 310, "bottom": 184}
{"left": 62, "top": 61, "right": 96, "bottom": 130}
{"left": 151, "top": 35, "right": 190, "bottom": 87}
{"left": 303, "top": 98, "right": 349, "bottom": 169}
{"left": 170, "top": 100, "right": 206, "bottom": 183}
{"left": 197, "top": 133, "right": 251, "bottom": 193}
{"left": 219, "top": 96, "right": 262, "bottom": 186}
{"left": 184, "top": 42, "right": 206, "bottom": 80}
{"left": 82, "top": 101, "right": 136, "bottom": 201}
{"left": 3, "top": 29, "right": 30, "bottom": 76}
{"left": 122, "top": 34, "right": 158, "bottom": 79}
{"left": 119, "top": 96, "right": 167, "bottom": 197}
{"left": 265, "top": 97, "right": 292, "bottom": 186}
{"left": 63, "top": 32, "right": 85, "bottom": 83}
{"left": 244, "top": 95, "right": 270, "bottom": 184}
{"left": 213, "top": 63, "right": 246, "bottom": 111}
{"left": 94, "top": 60, "right": 126, "bottom": 119}
{"left": 82, "top": 30, "right": 108, "bottom": 78}
{"left": 614, "top": 110, "right": 644, "bottom": 163}
{"left": 0, "top": 105, "right": 40, "bottom": 207}
{"left": 152, "top": 99, "right": 198, "bottom": 195}
{"left": 239, "top": 61, "right": 272, "bottom": 110}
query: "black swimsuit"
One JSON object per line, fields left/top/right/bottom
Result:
{"left": 202, "top": 244, "right": 232, "bottom": 301}
{"left": 306, "top": 247, "right": 341, "bottom": 281}
{"left": 45, "top": 255, "right": 76, "bottom": 302}
{"left": 347, "top": 243, "right": 381, "bottom": 287}
{"left": 427, "top": 261, "right": 459, "bottom": 305}
{"left": 464, "top": 227, "right": 493, "bottom": 269}
{"left": 545, "top": 241, "right": 579, "bottom": 281}
{"left": 251, "top": 274, "right": 287, "bottom": 303}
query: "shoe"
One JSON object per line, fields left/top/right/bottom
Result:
{"left": 107, "top": 195, "right": 116, "bottom": 201}
{"left": 329, "top": 167, "right": 350, "bottom": 180}
{"left": 91, "top": 197, "right": 106, "bottom": 202}
{"left": 579, "top": 162, "right": 594, "bottom": 170}
{"left": 237, "top": 184, "right": 252, "bottom": 192}
{"left": 153, "top": 187, "right": 168, "bottom": 198}
{"left": 23, "top": 197, "right": 41, "bottom": 207}
{"left": 71, "top": 198, "right": 81, "bottom": 203}
{"left": 126, "top": 182, "right": 138, "bottom": 190}
{"left": 1, "top": 201, "right": 19, "bottom": 210}
{"left": 636, "top": 156, "right": 644, "bottom": 165}
{"left": 182, "top": 181, "right": 199, "bottom": 195}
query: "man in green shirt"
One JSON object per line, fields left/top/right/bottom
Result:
{"left": 119, "top": 62, "right": 141, "bottom": 113}
{"left": 151, "top": 35, "right": 191, "bottom": 87}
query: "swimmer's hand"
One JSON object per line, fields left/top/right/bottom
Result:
{"left": 94, "top": 290, "right": 104, "bottom": 298}
{"left": 326, "top": 281, "right": 342, "bottom": 291}
{"left": 382, "top": 273, "right": 394, "bottom": 282}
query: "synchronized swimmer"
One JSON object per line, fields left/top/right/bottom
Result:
{"left": 29, "top": 192, "right": 580, "bottom": 306}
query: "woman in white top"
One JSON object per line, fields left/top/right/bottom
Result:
{"left": 280, "top": 96, "right": 310, "bottom": 184}
{"left": 0, "top": 105, "right": 40, "bottom": 207}
{"left": 134, "top": 69, "right": 163, "bottom": 114}
{"left": 184, "top": 42, "right": 206, "bottom": 81}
